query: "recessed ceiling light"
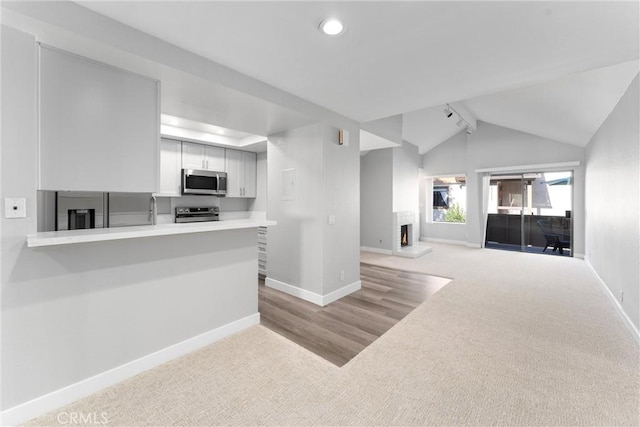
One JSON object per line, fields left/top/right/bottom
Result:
{"left": 319, "top": 19, "right": 344, "bottom": 36}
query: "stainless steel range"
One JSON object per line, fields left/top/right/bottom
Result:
{"left": 175, "top": 207, "right": 220, "bottom": 223}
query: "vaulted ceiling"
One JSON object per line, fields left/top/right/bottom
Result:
{"left": 76, "top": 1, "right": 639, "bottom": 153}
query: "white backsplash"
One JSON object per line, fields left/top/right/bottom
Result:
{"left": 155, "top": 195, "right": 265, "bottom": 223}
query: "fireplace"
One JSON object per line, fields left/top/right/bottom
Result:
{"left": 392, "top": 211, "right": 432, "bottom": 258}
{"left": 401, "top": 225, "right": 409, "bottom": 247}
{"left": 393, "top": 211, "right": 417, "bottom": 252}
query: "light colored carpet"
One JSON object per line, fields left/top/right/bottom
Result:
{"left": 26, "top": 243, "right": 639, "bottom": 426}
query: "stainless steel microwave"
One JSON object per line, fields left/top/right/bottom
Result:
{"left": 182, "top": 169, "right": 227, "bottom": 196}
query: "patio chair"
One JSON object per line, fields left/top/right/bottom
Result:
{"left": 536, "top": 219, "right": 558, "bottom": 253}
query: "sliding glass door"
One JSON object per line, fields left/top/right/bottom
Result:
{"left": 485, "top": 171, "right": 573, "bottom": 256}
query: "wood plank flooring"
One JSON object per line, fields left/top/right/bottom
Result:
{"left": 259, "top": 263, "right": 451, "bottom": 367}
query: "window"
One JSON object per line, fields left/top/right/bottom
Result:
{"left": 430, "top": 176, "right": 466, "bottom": 223}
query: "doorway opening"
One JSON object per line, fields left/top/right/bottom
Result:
{"left": 484, "top": 171, "right": 573, "bottom": 256}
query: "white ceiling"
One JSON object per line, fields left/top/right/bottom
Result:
{"left": 75, "top": 1, "right": 639, "bottom": 153}
{"left": 403, "top": 60, "right": 639, "bottom": 153}
{"left": 463, "top": 60, "right": 640, "bottom": 147}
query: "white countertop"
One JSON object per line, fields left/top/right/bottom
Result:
{"left": 27, "top": 219, "right": 276, "bottom": 248}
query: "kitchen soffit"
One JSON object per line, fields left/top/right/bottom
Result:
{"left": 160, "top": 114, "right": 268, "bottom": 152}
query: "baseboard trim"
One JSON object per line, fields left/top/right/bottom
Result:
{"left": 360, "top": 246, "right": 393, "bottom": 255}
{"left": 265, "top": 278, "right": 360, "bottom": 307}
{"left": 419, "top": 237, "right": 467, "bottom": 246}
{"left": 265, "top": 277, "right": 324, "bottom": 305}
{"left": 585, "top": 258, "right": 639, "bottom": 345}
{"left": 466, "top": 242, "right": 482, "bottom": 249}
{"left": 0, "top": 313, "right": 260, "bottom": 427}
{"left": 322, "top": 280, "right": 361, "bottom": 306}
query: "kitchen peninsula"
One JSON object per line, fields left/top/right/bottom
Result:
{"left": 27, "top": 218, "right": 275, "bottom": 247}
{"left": 15, "top": 214, "right": 275, "bottom": 420}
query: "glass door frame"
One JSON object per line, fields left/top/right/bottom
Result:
{"left": 485, "top": 170, "right": 574, "bottom": 256}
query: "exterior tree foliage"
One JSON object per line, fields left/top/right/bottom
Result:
{"left": 445, "top": 202, "right": 466, "bottom": 223}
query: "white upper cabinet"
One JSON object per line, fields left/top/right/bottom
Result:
{"left": 182, "top": 142, "right": 206, "bottom": 170}
{"left": 205, "top": 146, "right": 225, "bottom": 171}
{"left": 225, "top": 149, "right": 243, "bottom": 197}
{"left": 39, "top": 46, "right": 159, "bottom": 192}
{"left": 158, "top": 138, "right": 182, "bottom": 196}
{"left": 182, "top": 142, "right": 225, "bottom": 171}
{"left": 225, "top": 149, "right": 256, "bottom": 198}
{"left": 242, "top": 151, "right": 257, "bottom": 198}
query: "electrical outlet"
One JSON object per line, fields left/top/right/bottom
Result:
{"left": 5, "top": 198, "right": 26, "bottom": 219}
{"left": 619, "top": 291, "right": 624, "bottom": 303}
{"left": 340, "top": 271, "right": 345, "bottom": 281}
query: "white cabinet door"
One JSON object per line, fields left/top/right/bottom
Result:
{"left": 182, "top": 142, "right": 205, "bottom": 170}
{"left": 204, "top": 146, "right": 225, "bottom": 171}
{"left": 39, "top": 46, "right": 159, "bottom": 192}
{"left": 225, "top": 149, "right": 243, "bottom": 197}
{"left": 159, "top": 139, "right": 182, "bottom": 196}
{"left": 242, "top": 151, "right": 257, "bottom": 198}
{"left": 183, "top": 143, "right": 225, "bottom": 171}
{"left": 225, "top": 149, "right": 257, "bottom": 198}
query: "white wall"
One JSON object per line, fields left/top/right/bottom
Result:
{"left": 421, "top": 122, "right": 586, "bottom": 253}
{"left": 361, "top": 114, "right": 403, "bottom": 144}
{"left": 360, "top": 141, "right": 421, "bottom": 251}
{"left": 267, "top": 124, "right": 325, "bottom": 294}
{"left": 420, "top": 131, "right": 468, "bottom": 243}
{"left": 585, "top": 74, "right": 639, "bottom": 334}
{"left": 393, "top": 141, "right": 420, "bottom": 214}
{"left": 1, "top": 25, "right": 259, "bottom": 414}
{"left": 321, "top": 126, "right": 361, "bottom": 294}
{"left": 267, "top": 123, "right": 360, "bottom": 299}
{"left": 360, "top": 149, "right": 393, "bottom": 251}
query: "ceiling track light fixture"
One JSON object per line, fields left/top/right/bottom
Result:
{"left": 444, "top": 103, "right": 475, "bottom": 134}
{"left": 444, "top": 105, "right": 453, "bottom": 118}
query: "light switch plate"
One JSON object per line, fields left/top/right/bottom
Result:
{"left": 5, "top": 198, "right": 27, "bottom": 219}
